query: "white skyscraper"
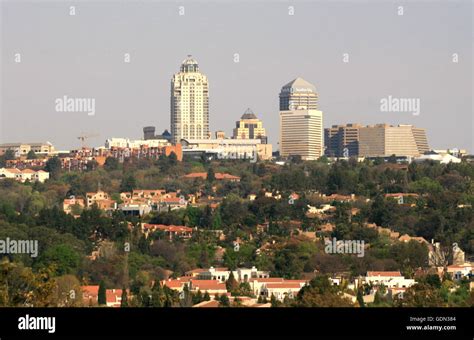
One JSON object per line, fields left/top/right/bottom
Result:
{"left": 279, "top": 78, "right": 324, "bottom": 160}
{"left": 171, "top": 55, "right": 209, "bottom": 144}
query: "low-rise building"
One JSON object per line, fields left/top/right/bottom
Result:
{"left": 81, "top": 286, "right": 126, "bottom": 307}
{"left": 0, "top": 168, "right": 50, "bottom": 183}
{"left": 159, "top": 197, "right": 188, "bottom": 211}
{"left": 119, "top": 203, "right": 152, "bottom": 217}
{"left": 446, "top": 263, "right": 472, "bottom": 280}
{"left": 0, "top": 142, "right": 55, "bottom": 157}
{"left": 191, "top": 266, "right": 270, "bottom": 283}
{"left": 86, "top": 190, "right": 110, "bottom": 207}
{"left": 250, "top": 278, "right": 308, "bottom": 301}
{"left": 181, "top": 138, "right": 272, "bottom": 161}
{"left": 365, "top": 271, "right": 416, "bottom": 288}
{"left": 142, "top": 223, "right": 194, "bottom": 240}
{"left": 189, "top": 280, "right": 227, "bottom": 295}
{"left": 63, "top": 197, "right": 85, "bottom": 214}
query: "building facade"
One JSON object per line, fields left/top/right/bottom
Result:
{"left": 233, "top": 108, "right": 267, "bottom": 143}
{"left": 171, "top": 55, "right": 210, "bottom": 144}
{"left": 181, "top": 138, "right": 272, "bottom": 161}
{"left": 279, "top": 77, "right": 318, "bottom": 111}
{"left": 359, "top": 124, "right": 429, "bottom": 157}
{"left": 324, "top": 124, "right": 362, "bottom": 157}
{"left": 279, "top": 78, "right": 323, "bottom": 160}
{"left": 280, "top": 109, "right": 324, "bottom": 160}
{"left": 0, "top": 168, "right": 49, "bottom": 183}
{"left": 0, "top": 142, "right": 55, "bottom": 157}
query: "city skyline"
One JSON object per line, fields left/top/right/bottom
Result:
{"left": 1, "top": 1, "right": 472, "bottom": 152}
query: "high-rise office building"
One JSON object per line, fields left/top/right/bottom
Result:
{"left": 170, "top": 55, "right": 209, "bottom": 144}
{"left": 325, "top": 124, "right": 362, "bottom": 157}
{"left": 279, "top": 78, "right": 323, "bottom": 160}
{"left": 359, "top": 124, "right": 429, "bottom": 157}
{"left": 233, "top": 108, "right": 267, "bottom": 143}
{"left": 279, "top": 77, "right": 318, "bottom": 111}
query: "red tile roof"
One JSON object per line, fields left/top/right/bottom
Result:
{"left": 266, "top": 283, "right": 303, "bottom": 289}
{"left": 215, "top": 173, "right": 240, "bottom": 180}
{"left": 143, "top": 224, "right": 193, "bottom": 233}
{"left": 185, "top": 268, "right": 207, "bottom": 274}
{"left": 385, "top": 193, "right": 419, "bottom": 198}
{"left": 162, "top": 197, "right": 184, "bottom": 204}
{"left": 106, "top": 289, "right": 123, "bottom": 304}
{"left": 4, "top": 168, "right": 21, "bottom": 173}
{"left": 191, "top": 280, "right": 226, "bottom": 291}
{"left": 367, "top": 271, "right": 402, "bottom": 277}
{"left": 82, "top": 285, "right": 99, "bottom": 296}
{"left": 249, "top": 278, "right": 284, "bottom": 283}
{"left": 184, "top": 172, "right": 240, "bottom": 180}
{"left": 163, "top": 280, "right": 186, "bottom": 289}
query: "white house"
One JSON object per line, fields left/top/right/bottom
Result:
{"left": 248, "top": 278, "right": 308, "bottom": 300}
{"left": 0, "top": 168, "right": 49, "bottom": 183}
{"left": 447, "top": 263, "right": 472, "bottom": 280}
{"left": 261, "top": 280, "right": 308, "bottom": 301}
{"left": 365, "top": 271, "right": 416, "bottom": 288}
{"left": 194, "top": 266, "right": 270, "bottom": 283}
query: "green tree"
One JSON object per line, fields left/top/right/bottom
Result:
{"left": 270, "top": 294, "right": 280, "bottom": 307}
{"left": 4, "top": 149, "right": 15, "bottom": 160}
{"left": 225, "top": 272, "right": 239, "bottom": 293}
{"left": 45, "top": 156, "right": 62, "bottom": 179}
{"left": 120, "top": 288, "right": 128, "bottom": 307}
{"left": 0, "top": 258, "right": 56, "bottom": 307}
{"left": 104, "top": 157, "right": 120, "bottom": 171}
{"left": 423, "top": 274, "right": 442, "bottom": 289}
{"left": 120, "top": 174, "right": 137, "bottom": 192}
{"left": 218, "top": 294, "right": 230, "bottom": 307}
{"left": 38, "top": 244, "right": 81, "bottom": 276}
{"left": 207, "top": 167, "right": 216, "bottom": 182}
{"left": 168, "top": 152, "right": 178, "bottom": 166}
{"left": 296, "top": 276, "right": 353, "bottom": 307}
{"left": 98, "top": 280, "right": 107, "bottom": 306}
{"left": 27, "top": 150, "right": 37, "bottom": 159}
{"left": 203, "top": 291, "right": 211, "bottom": 301}
{"left": 394, "top": 283, "right": 444, "bottom": 307}
{"left": 357, "top": 287, "right": 365, "bottom": 307}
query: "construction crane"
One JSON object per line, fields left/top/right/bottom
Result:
{"left": 77, "top": 133, "right": 99, "bottom": 149}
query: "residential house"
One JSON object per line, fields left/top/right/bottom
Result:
{"left": 63, "top": 197, "right": 85, "bottom": 214}
{"left": 0, "top": 168, "right": 50, "bottom": 183}
{"left": 142, "top": 223, "right": 194, "bottom": 240}
{"left": 365, "top": 271, "right": 416, "bottom": 288}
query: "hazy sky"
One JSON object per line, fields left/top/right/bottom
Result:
{"left": 1, "top": 0, "right": 472, "bottom": 152}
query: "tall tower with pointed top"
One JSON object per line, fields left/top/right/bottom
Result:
{"left": 279, "top": 77, "right": 318, "bottom": 111}
{"left": 171, "top": 55, "right": 209, "bottom": 144}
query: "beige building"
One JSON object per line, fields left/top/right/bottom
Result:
{"left": 233, "top": 108, "right": 267, "bottom": 143}
{"left": 279, "top": 78, "right": 323, "bottom": 160}
{"left": 279, "top": 77, "right": 318, "bottom": 111}
{"left": 280, "top": 109, "right": 324, "bottom": 160}
{"left": 359, "top": 124, "right": 429, "bottom": 157}
{"left": 104, "top": 138, "right": 170, "bottom": 149}
{"left": 0, "top": 168, "right": 50, "bottom": 183}
{"left": 0, "top": 142, "right": 55, "bottom": 157}
{"left": 181, "top": 138, "right": 272, "bottom": 161}
{"left": 171, "top": 55, "right": 209, "bottom": 144}
{"left": 85, "top": 190, "right": 110, "bottom": 207}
